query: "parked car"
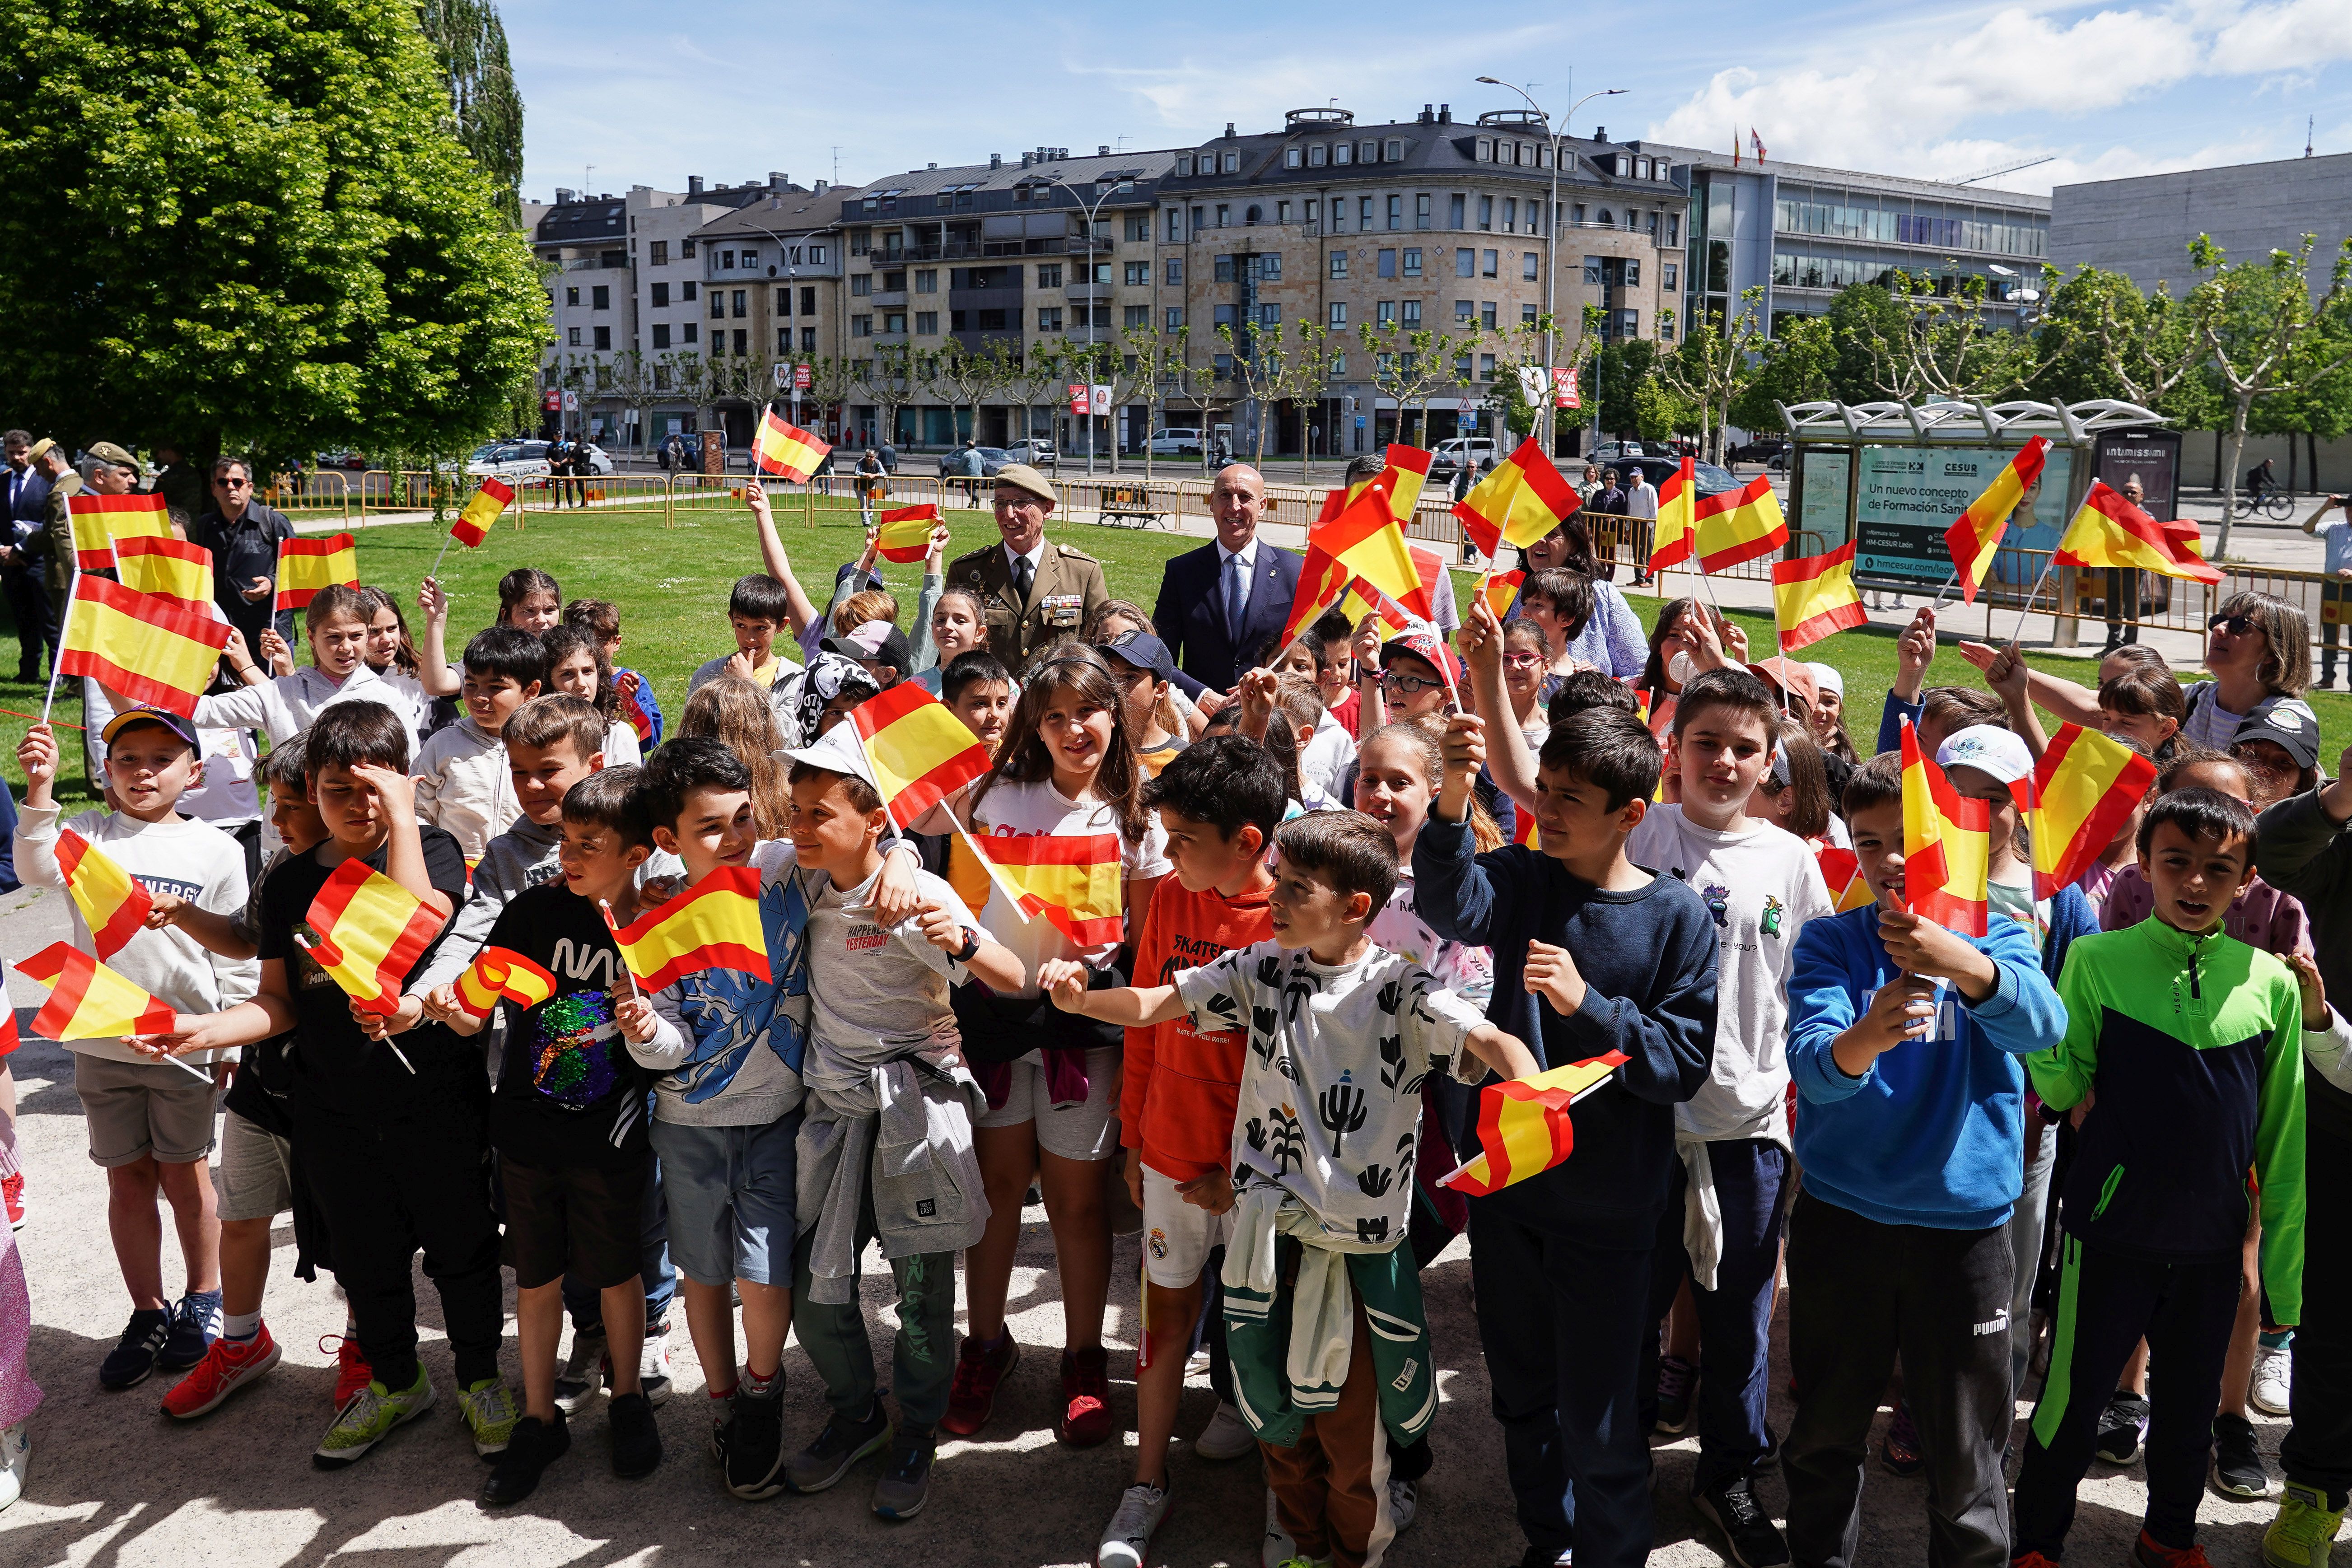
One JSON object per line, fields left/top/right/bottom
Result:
{"left": 465, "top": 440, "right": 613, "bottom": 481}
{"left": 315, "top": 449, "right": 369, "bottom": 471}
{"left": 1731, "top": 438, "right": 1787, "bottom": 466}
{"left": 1148, "top": 428, "right": 1204, "bottom": 457}
{"left": 1428, "top": 436, "right": 1499, "bottom": 477}
{"left": 1003, "top": 439, "right": 1058, "bottom": 467}
{"left": 935, "top": 446, "right": 1016, "bottom": 480}
{"left": 1590, "top": 440, "right": 1648, "bottom": 463}
{"left": 1612, "top": 455, "right": 1744, "bottom": 499}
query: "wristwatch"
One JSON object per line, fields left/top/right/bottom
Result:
{"left": 952, "top": 926, "right": 982, "bottom": 965}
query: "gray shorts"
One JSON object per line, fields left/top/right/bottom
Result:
{"left": 974, "top": 1046, "right": 1121, "bottom": 1162}
{"left": 216, "top": 1109, "right": 294, "bottom": 1222}
{"left": 75, "top": 1053, "right": 219, "bottom": 1167}
{"left": 650, "top": 1112, "right": 801, "bottom": 1289}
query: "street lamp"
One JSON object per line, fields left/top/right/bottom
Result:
{"left": 1475, "top": 78, "right": 1623, "bottom": 461}
{"left": 1039, "top": 171, "right": 1118, "bottom": 477}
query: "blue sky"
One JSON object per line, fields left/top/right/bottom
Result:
{"left": 505, "top": 0, "right": 2352, "bottom": 201}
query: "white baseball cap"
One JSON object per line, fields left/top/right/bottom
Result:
{"left": 777, "top": 719, "right": 875, "bottom": 787}
{"left": 1804, "top": 662, "right": 1843, "bottom": 700}
{"left": 1937, "top": 724, "right": 2034, "bottom": 787}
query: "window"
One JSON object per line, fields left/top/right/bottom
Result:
{"left": 1245, "top": 204, "right": 1261, "bottom": 225}
{"left": 1359, "top": 196, "right": 1374, "bottom": 227}
{"left": 1176, "top": 154, "right": 1194, "bottom": 176}
{"left": 1583, "top": 255, "right": 1603, "bottom": 285}
{"left": 915, "top": 269, "right": 938, "bottom": 293}
{"left": 720, "top": 249, "right": 734, "bottom": 269}
{"left": 1215, "top": 203, "right": 1230, "bottom": 227}
{"left": 1330, "top": 252, "right": 1349, "bottom": 280}
{"left": 649, "top": 239, "right": 669, "bottom": 266}
{"left": 1478, "top": 195, "right": 1493, "bottom": 231}
{"left": 1537, "top": 145, "right": 1550, "bottom": 168}
{"left": 1477, "top": 137, "right": 1494, "bottom": 161}
{"left": 654, "top": 364, "right": 672, "bottom": 391}
{"left": 567, "top": 326, "right": 582, "bottom": 346}
{"left": 1401, "top": 247, "right": 1423, "bottom": 277}
{"left": 564, "top": 286, "right": 579, "bottom": 307}
{"left": 1503, "top": 198, "right": 1517, "bottom": 231}
{"left": 1161, "top": 257, "right": 1181, "bottom": 288}
{"left": 1480, "top": 301, "right": 1497, "bottom": 328}
{"left": 1660, "top": 313, "right": 1675, "bottom": 341}
{"left": 1361, "top": 140, "right": 1379, "bottom": 162}
{"left": 1214, "top": 353, "right": 1234, "bottom": 374}
{"left": 877, "top": 312, "right": 901, "bottom": 334}
{"left": 1257, "top": 253, "right": 1282, "bottom": 280}
{"left": 912, "top": 311, "right": 936, "bottom": 334}
{"left": 1304, "top": 198, "right": 1318, "bottom": 223}
{"left": 1596, "top": 209, "right": 1613, "bottom": 228}
{"left": 1377, "top": 301, "right": 1395, "bottom": 326}
{"left": 679, "top": 280, "right": 696, "bottom": 302}
{"left": 1165, "top": 207, "right": 1183, "bottom": 241}
{"left": 1663, "top": 262, "right": 1679, "bottom": 290}
{"left": 1309, "top": 143, "right": 1328, "bottom": 168}
{"left": 681, "top": 238, "right": 697, "bottom": 258}
{"left": 1258, "top": 303, "right": 1280, "bottom": 327}
{"left": 851, "top": 273, "right": 871, "bottom": 297}
{"left": 1125, "top": 211, "right": 1151, "bottom": 241}
{"left": 709, "top": 293, "right": 724, "bottom": 319}
{"left": 1125, "top": 260, "right": 1148, "bottom": 285}
{"left": 1387, "top": 195, "right": 1403, "bottom": 229}
{"left": 1377, "top": 248, "right": 1396, "bottom": 279}
{"left": 1166, "top": 306, "right": 1184, "bottom": 330}
{"left": 1284, "top": 147, "right": 1302, "bottom": 168}
{"left": 731, "top": 289, "right": 747, "bottom": 318}
{"left": 1481, "top": 249, "right": 1498, "bottom": 278}
{"left": 1222, "top": 151, "right": 1240, "bottom": 173}
{"left": 683, "top": 322, "right": 698, "bottom": 344}
{"left": 1124, "top": 304, "right": 1148, "bottom": 329}
{"left": 809, "top": 244, "right": 826, "bottom": 265}
{"left": 1329, "top": 302, "right": 1348, "bottom": 327}
{"left": 1647, "top": 211, "right": 1660, "bottom": 241}
{"left": 950, "top": 308, "right": 967, "bottom": 331}
{"left": 1455, "top": 299, "right": 1473, "bottom": 322}
{"left": 652, "top": 323, "right": 671, "bottom": 349}
{"left": 1522, "top": 252, "right": 1539, "bottom": 281}
{"left": 1329, "top": 199, "right": 1346, "bottom": 233}
{"left": 742, "top": 248, "right": 758, "bottom": 267}
{"left": 1038, "top": 263, "right": 1063, "bottom": 288}
{"left": 650, "top": 282, "right": 670, "bottom": 307}
{"left": 731, "top": 328, "right": 746, "bottom": 355}
{"left": 1616, "top": 309, "right": 1639, "bottom": 338}
{"left": 1038, "top": 307, "right": 1063, "bottom": 331}
{"left": 1214, "top": 255, "right": 1235, "bottom": 283}
{"left": 1415, "top": 193, "right": 1431, "bottom": 229}
{"left": 798, "top": 287, "right": 814, "bottom": 315}
{"left": 1666, "top": 215, "right": 1680, "bottom": 247}
{"left": 597, "top": 326, "right": 613, "bottom": 350}
{"left": 1521, "top": 302, "right": 1537, "bottom": 323}
{"left": 849, "top": 230, "right": 869, "bottom": 255}
{"left": 1479, "top": 352, "right": 1496, "bottom": 378}
{"left": 852, "top": 314, "right": 872, "bottom": 336}
{"left": 1455, "top": 247, "right": 1474, "bottom": 277}
{"left": 1328, "top": 353, "right": 1347, "bottom": 376}
{"left": 1386, "top": 138, "right": 1404, "bottom": 160}
{"left": 1334, "top": 142, "right": 1353, "bottom": 165}
{"left": 1624, "top": 259, "right": 1642, "bottom": 287}
{"left": 1402, "top": 300, "right": 1421, "bottom": 326}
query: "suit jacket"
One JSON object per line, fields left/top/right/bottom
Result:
{"left": 5, "top": 465, "right": 48, "bottom": 581}
{"left": 1152, "top": 538, "right": 1304, "bottom": 692}
{"left": 946, "top": 537, "right": 1111, "bottom": 672}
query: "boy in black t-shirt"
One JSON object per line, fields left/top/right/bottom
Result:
{"left": 427, "top": 766, "right": 664, "bottom": 1503}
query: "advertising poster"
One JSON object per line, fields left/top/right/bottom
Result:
{"left": 1855, "top": 444, "right": 2072, "bottom": 586}
{"left": 1796, "top": 448, "right": 1851, "bottom": 554}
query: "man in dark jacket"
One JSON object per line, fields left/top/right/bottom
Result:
{"left": 0, "top": 430, "right": 52, "bottom": 679}
{"left": 191, "top": 455, "right": 295, "bottom": 651}
{"left": 1149, "top": 463, "right": 1303, "bottom": 694}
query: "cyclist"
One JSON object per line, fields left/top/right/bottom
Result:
{"left": 2246, "top": 457, "right": 2278, "bottom": 509}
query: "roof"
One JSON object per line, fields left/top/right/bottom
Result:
{"left": 536, "top": 197, "right": 626, "bottom": 245}
{"left": 1643, "top": 140, "right": 2050, "bottom": 210}
{"left": 696, "top": 186, "right": 869, "bottom": 238}
{"left": 1158, "top": 110, "right": 1684, "bottom": 202}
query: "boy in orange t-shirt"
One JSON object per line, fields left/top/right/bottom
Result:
{"left": 1098, "top": 736, "right": 1288, "bottom": 1568}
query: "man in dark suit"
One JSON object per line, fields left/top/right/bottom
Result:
{"left": 0, "top": 429, "right": 52, "bottom": 679}
{"left": 1150, "top": 463, "right": 1302, "bottom": 695}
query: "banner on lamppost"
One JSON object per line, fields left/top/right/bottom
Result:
{"left": 1516, "top": 366, "right": 1548, "bottom": 407}
{"left": 1552, "top": 368, "right": 1580, "bottom": 409}
{"left": 1067, "top": 383, "right": 1088, "bottom": 416}
{"left": 1088, "top": 384, "right": 1112, "bottom": 418}
{"left": 793, "top": 363, "right": 813, "bottom": 391}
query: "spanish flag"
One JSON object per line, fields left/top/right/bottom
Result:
{"left": 1771, "top": 541, "right": 1867, "bottom": 654}
{"left": 1900, "top": 719, "right": 1989, "bottom": 937}
{"left": 1437, "top": 1052, "right": 1628, "bottom": 1196}
{"left": 1452, "top": 437, "right": 1580, "bottom": 559}
{"left": 1649, "top": 457, "right": 1697, "bottom": 573}
{"left": 619, "top": 679, "right": 656, "bottom": 743}
{"left": 604, "top": 865, "right": 770, "bottom": 992}
{"left": 1340, "top": 574, "right": 1419, "bottom": 635}
{"left": 452, "top": 946, "right": 560, "bottom": 1019}
{"left": 1283, "top": 488, "right": 1434, "bottom": 643}
{"left": 19, "top": 942, "right": 177, "bottom": 1040}
{"left": 1480, "top": 569, "right": 1526, "bottom": 621}
{"left": 60, "top": 576, "right": 233, "bottom": 718}
{"left": 2029, "top": 723, "right": 2158, "bottom": 900}
{"left": 1694, "top": 474, "right": 1789, "bottom": 573}
{"left": 1317, "top": 443, "right": 1435, "bottom": 527}
{"left": 850, "top": 684, "right": 992, "bottom": 832}
{"left": 972, "top": 832, "right": 1124, "bottom": 947}
{"left": 1512, "top": 810, "right": 1541, "bottom": 850}
{"left": 56, "top": 829, "right": 155, "bottom": 961}
{"left": 302, "top": 859, "right": 448, "bottom": 1016}
{"left": 67, "top": 492, "right": 171, "bottom": 572}
{"left": 751, "top": 409, "right": 831, "bottom": 483}
{"left": 1815, "top": 844, "right": 1877, "bottom": 913}
{"left": 113, "top": 535, "right": 216, "bottom": 614}
{"left": 452, "top": 478, "right": 514, "bottom": 548}
{"left": 876, "top": 503, "right": 942, "bottom": 565}
{"left": 2052, "top": 481, "right": 2221, "bottom": 583}
{"left": 275, "top": 532, "right": 359, "bottom": 611}
{"left": 1944, "top": 438, "right": 2049, "bottom": 603}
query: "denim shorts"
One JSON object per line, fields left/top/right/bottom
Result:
{"left": 649, "top": 1111, "right": 802, "bottom": 1288}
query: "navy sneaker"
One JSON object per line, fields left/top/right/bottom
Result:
{"left": 159, "top": 1290, "right": 222, "bottom": 1372}
{"left": 100, "top": 1308, "right": 173, "bottom": 1390}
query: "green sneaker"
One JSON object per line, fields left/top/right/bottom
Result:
{"left": 458, "top": 1378, "right": 521, "bottom": 1457}
{"left": 313, "top": 1366, "right": 435, "bottom": 1470}
{"left": 2266, "top": 1483, "right": 2348, "bottom": 1568}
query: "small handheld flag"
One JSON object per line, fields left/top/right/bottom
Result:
{"left": 602, "top": 865, "right": 770, "bottom": 992}
{"left": 301, "top": 859, "right": 448, "bottom": 1016}
{"left": 1693, "top": 475, "right": 1789, "bottom": 573}
{"left": 1340, "top": 574, "right": 1418, "bottom": 634}
{"left": 2052, "top": 482, "right": 2220, "bottom": 584}
{"left": 275, "top": 533, "right": 359, "bottom": 611}
{"left": 1944, "top": 439, "right": 2049, "bottom": 603}
{"left": 59, "top": 576, "right": 233, "bottom": 718}
{"left": 1815, "top": 845, "right": 1877, "bottom": 913}
{"left": 751, "top": 409, "right": 831, "bottom": 482}
{"left": 619, "top": 678, "right": 656, "bottom": 743}
{"left": 1437, "top": 1053, "right": 1628, "bottom": 1196}
{"left": 66, "top": 492, "right": 171, "bottom": 572}
{"left": 1771, "top": 541, "right": 1867, "bottom": 654}
{"left": 1479, "top": 569, "right": 1526, "bottom": 621}
{"left": 452, "top": 478, "right": 514, "bottom": 548}
{"left": 848, "top": 684, "right": 993, "bottom": 832}
{"left": 1316, "top": 444, "right": 1436, "bottom": 527}
{"left": 19, "top": 941, "right": 177, "bottom": 1040}
{"left": 56, "top": 829, "right": 155, "bottom": 961}
{"left": 971, "top": 832, "right": 1124, "bottom": 947}
{"left": 113, "top": 536, "right": 217, "bottom": 615}
{"left": 452, "top": 946, "right": 560, "bottom": 1020}
{"left": 1452, "top": 438, "right": 1579, "bottom": 560}
{"left": 1899, "top": 718, "right": 1990, "bottom": 936}
{"left": 1650, "top": 458, "right": 1697, "bottom": 573}
{"left": 875, "top": 504, "right": 942, "bottom": 564}
{"left": 2030, "top": 723, "right": 2158, "bottom": 899}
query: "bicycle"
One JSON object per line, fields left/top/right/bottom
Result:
{"left": 2234, "top": 488, "right": 2295, "bottom": 521}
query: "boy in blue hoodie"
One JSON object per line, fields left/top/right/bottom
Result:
{"left": 1415, "top": 706, "right": 1719, "bottom": 1568}
{"left": 1782, "top": 750, "right": 2067, "bottom": 1568}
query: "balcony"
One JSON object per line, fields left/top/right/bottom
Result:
{"left": 1064, "top": 282, "right": 1112, "bottom": 302}
{"left": 870, "top": 289, "right": 908, "bottom": 308}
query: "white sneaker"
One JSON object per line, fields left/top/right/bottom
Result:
{"left": 1098, "top": 1480, "right": 1173, "bottom": 1568}
{"left": 2252, "top": 1340, "right": 2294, "bottom": 1416}
{"left": 1195, "top": 1400, "right": 1256, "bottom": 1461}
{"left": 1387, "top": 1476, "right": 1419, "bottom": 1533}
{"left": 640, "top": 1327, "right": 674, "bottom": 1408}
{"left": 0, "top": 1423, "right": 28, "bottom": 1512}
{"left": 1263, "top": 1486, "right": 1297, "bottom": 1568}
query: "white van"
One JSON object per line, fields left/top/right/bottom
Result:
{"left": 1429, "top": 436, "right": 1498, "bottom": 476}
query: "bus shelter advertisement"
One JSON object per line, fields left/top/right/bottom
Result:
{"left": 1854, "top": 444, "right": 2072, "bottom": 586}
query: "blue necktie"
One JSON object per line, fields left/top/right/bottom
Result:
{"left": 1222, "top": 551, "right": 1247, "bottom": 642}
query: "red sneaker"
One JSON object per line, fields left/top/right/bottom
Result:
{"left": 1059, "top": 1345, "right": 1112, "bottom": 1447}
{"left": 162, "top": 1325, "right": 281, "bottom": 1419}
{"left": 2132, "top": 1532, "right": 2214, "bottom": 1568}
{"left": 2012, "top": 1553, "right": 2063, "bottom": 1568}
{"left": 2, "top": 1171, "right": 23, "bottom": 1230}
{"left": 321, "top": 1333, "right": 374, "bottom": 1409}
{"left": 939, "top": 1333, "right": 1019, "bottom": 1437}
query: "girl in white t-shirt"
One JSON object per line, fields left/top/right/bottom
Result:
{"left": 540, "top": 623, "right": 642, "bottom": 765}
{"left": 355, "top": 585, "right": 435, "bottom": 738}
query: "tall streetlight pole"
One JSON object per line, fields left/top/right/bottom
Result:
{"left": 1475, "top": 79, "right": 1622, "bottom": 461}
{"left": 1042, "top": 171, "right": 1117, "bottom": 476}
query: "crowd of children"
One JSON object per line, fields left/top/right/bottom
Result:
{"left": 5, "top": 482, "right": 2352, "bottom": 1568}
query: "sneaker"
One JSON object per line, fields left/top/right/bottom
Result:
{"left": 158, "top": 1290, "right": 221, "bottom": 1372}
{"left": 553, "top": 1326, "right": 607, "bottom": 1415}
{"left": 2132, "top": 1529, "right": 2216, "bottom": 1568}
{"left": 1060, "top": 1346, "right": 1113, "bottom": 1447}
{"left": 608, "top": 1390, "right": 663, "bottom": 1480}
{"left": 161, "top": 1324, "right": 281, "bottom": 1419}
{"left": 872, "top": 1426, "right": 936, "bottom": 1521}
{"left": 2213, "top": 1413, "right": 2271, "bottom": 1499}
{"left": 99, "top": 1308, "right": 173, "bottom": 1391}
{"left": 940, "top": 1332, "right": 1019, "bottom": 1437}
{"left": 726, "top": 1383, "right": 790, "bottom": 1500}
{"left": 1195, "top": 1399, "right": 1256, "bottom": 1461}
{"left": 458, "top": 1377, "right": 521, "bottom": 1458}
{"left": 1881, "top": 1401, "right": 1925, "bottom": 1478}
{"left": 2013, "top": 1554, "right": 2063, "bottom": 1568}
{"left": 321, "top": 1334, "right": 373, "bottom": 1409}
{"left": 1263, "top": 1486, "right": 1297, "bottom": 1568}
{"left": 2253, "top": 1341, "right": 2294, "bottom": 1417}
{"left": 0, "top": 1423, "right": 26, "bottom": 1514}
{"left": 2265, "top": 1483, "right": 2348, "bottom": 1568}
{"left": 1694, "top": 1473, "right": 1792, "bottom": 1568}
{"left": 2, "top": 1171, "right": 23, "bottom": 1230}
{"left": 784, "top": 1400, "right": 891, "bottom": 1493}
{"left": 1656, "top": 1353, "right": 1698, "bottom": 1434}
{"left": 1099, "top": 1480, "right": 1174, "bottom": 1567}
{"left": 1388, "top": 1476, "right": 1419, "bottom": 1534}
{"left": 314, "top": 1364, "right": 436, "bottom": 1469}
{"left": 708, "top": 1391, "right": 738, "bottom": 1466}
{"left": 639, "top": 1326, "right": 674, "bottom": 1407}
{"left": 481, "top": 1411, "right": 569, "bottom": 1507}
{"left": 2096, "top": 1390, "right": 2152, "bottom": 1465}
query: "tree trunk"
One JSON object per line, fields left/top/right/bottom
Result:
{"left": 2215, "top": 393, "right": 2254, "bottom": 560}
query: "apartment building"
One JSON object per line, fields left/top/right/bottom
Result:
{"left": 684, "top": 181, "right": 857, "bottom": 446}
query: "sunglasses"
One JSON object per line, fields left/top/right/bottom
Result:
{"left": 213, "top": 476, "right": 250, "bottom": 489}
{"left": 2207, "top": 614, "right": 2256, "bottom": 635}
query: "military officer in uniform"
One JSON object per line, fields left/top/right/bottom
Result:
{"left": 945, "top": 462, "right": 1109, "bottom": 670}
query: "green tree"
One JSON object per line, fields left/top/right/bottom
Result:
{"left": 415, "top": 0, "right": 523, "bottom": 221}
{"left": 1731, "top": 314, "right": 1837, "bottom": 432}
{"left": 0, "top": 0, "right": 546, "bottom": 470}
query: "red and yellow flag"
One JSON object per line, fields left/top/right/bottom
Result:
{"left": 1944, "top": 438, "right": 2049, "bottom": 603}
{"left": 1900, "top": 719, "right": 1989, "bottom": 937}
{"left": 972, "top": 832, "right": 1123, "bottom": 947}
{"left": 876, "top": 503, "right": 942, "bottom": 564}
{"left": 60, "top": 576, "right": 233, "bottom": 718}
{"left": 1694, "top": 474, "right": 1789, "bottom": 573}
{"left": 452, "top": 478, "right": 514, "bottom": 547}
{"left": 1771, "top": 541, "right": 1867, "bottom": 654}
{"left": 604, "top": 865, "right": 770, "bottom": 992}
{"left": 1284, "top": 487, "right": 1434, "bottom": 643}
{"left": 752, "top": 409, "right": 831, "bottom": 483}
{"left": 1452, "top": 437, "right": 1579, "bottom": 558}
{"left": 113, "top": 535, "right": 216, "bottom": 614}
{"left": 1815, "top": 845, "right": 1877, "bottom": 913}
{"left": 452, "top": 946, "right": 560, "bottom": 1019}
{"left": 1649, "top": 457, "right": 1698, "bottom": 572}
{"left": 1437, "top": 1052, "right": 1628, "bottom": 1196}
{"left": 67, "top": 492, "right": 172, "bottom": 572}
{"left": 1512, "top": 810, "right": 1541, "bottom": 851}
{"left": 1480, "top": 569, "right": 1526, "bottom": 621}
{"left": 1339, "top": 574, "right": 1419, "bottom": 634}
{"left": 19, "top": 941, "right": 177, "bottom": 1039}
{"left": 850, "top": 684, "right": 993, "bottom": 832}
{"left": 302, "top": 859, "right": 448, "bottom": 1016}
{"left": 56, "top": 828, "right": 155, "bottom": 961}
{"left": 2053, "top": 482, "right": 2220, "bottom": 583}
{"left": 2030, "top": 723, "right": 2158, "bottom": 900}
{"left": 1315, "top": 444, "right": 1436, "bottom": 528}
{"left": 275, "top": 532, "right": 359, "bottom": 611}
{"left": 620, "top": 680, "right": 656, "bottom": 743}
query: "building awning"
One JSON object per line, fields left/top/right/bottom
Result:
{"left": 1778, "top": 397, "right": 2165, "bottom": 446}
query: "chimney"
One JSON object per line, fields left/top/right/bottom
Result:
{"left": 768, "top": 170, "right": 789, "bottom": 189}
{"left": 1421, "top": 103, "right": 1433, "bottom": 123}
{"left": 1437, "top": 103, "right": 1451, "bottom": 123}
{"left": 1224, "top": 122, "right": 1236, "bottom": 139}
{"left": 1098, "top": 144, "right": 1110, "bottom": 156}
{"left": 814, "top": 179, "right": 828, "bottom": 193}
{"left": 1021, "top": 151, "right": 1032, "bottom": 168}
{"left": 555, "top": 187, "right": 575, "bottom": 204}
{"left": 928, "top": 161, "right": 938, "bottom": 170}
{"left": 989, "top": 153, "right": 1002, "bottom": 169}
{"left": 1058, "top": 147, "right": 1069, "bottom": 159}
{"left": 686, "top": 175, "right": 703, "bottom": 195}
{"left": 1592, "top": 126, "right": 1607, "bottom": 144}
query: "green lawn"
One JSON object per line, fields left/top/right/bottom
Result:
{"left": 10, "top": 494, "right": 2349, "bottom": 804}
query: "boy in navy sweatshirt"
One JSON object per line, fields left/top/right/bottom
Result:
{"left": 1782, "top": 751, "right": 2067, "bottom": 1568}
{"left": 1414, "top": 706, "right": 1718, "bottom": 1568}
